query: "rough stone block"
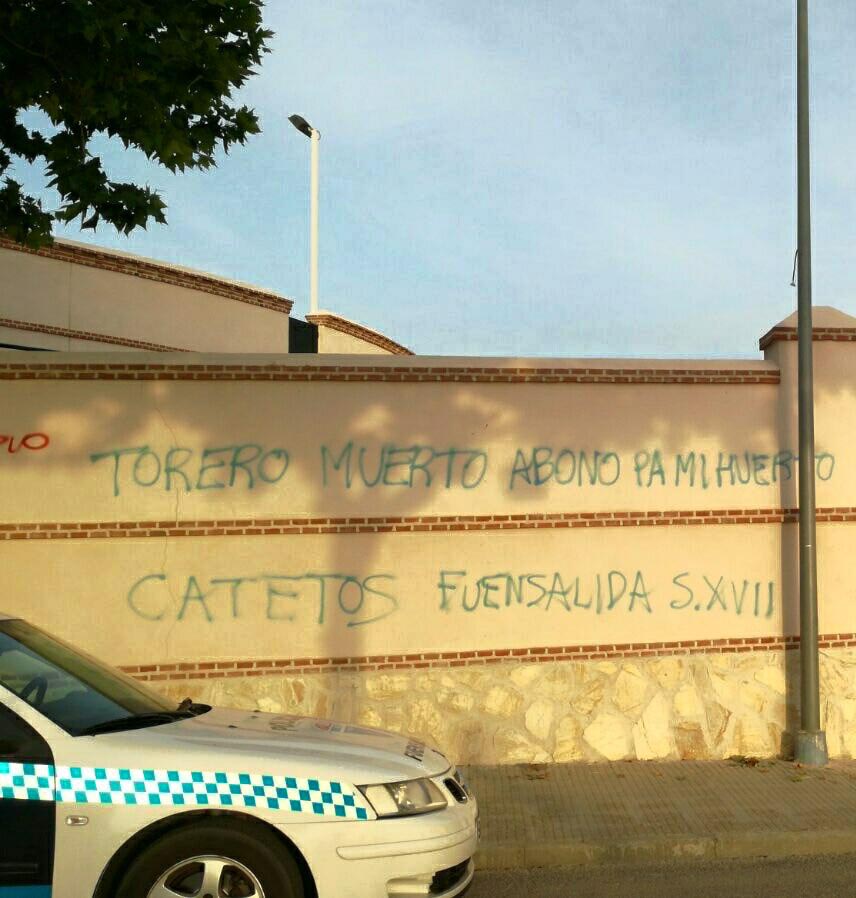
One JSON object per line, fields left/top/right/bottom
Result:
{"left": 674, "top": 684, "right": 705, "bottom": 719}
{"left": 650, "top": 657, "right": 686, "bottom": 690}
{"left": 494, "top": 727, "right": 551, "bottom": 764}
{"left": 674, "top": 722, "right": 708, "bottom": 759}
{"left": 510, "top": 665, "right": 543, "bottom": 689}
{"left": 554, "top": 715, "right": 585, "bottom": 762}
{"left": 584, "top": 712, "right": 633, "bottom": 761}
{"left": 483, "top": 685, "right": 524, "bottom": 718}
{"left": 754, "top": 664, "right": 787, "bottom": 695}
{"left": 613, "top": 665, "right": 650, "bottom": 716}
{"left": 365, "top": 673, "right": 411, "bottom": 700}
{"left": 632, "top": 692, "right": 674, "bottom": 760}
{"left": 407, "top": 697, "right": 445, "bottom": 736}
{"left": 356, "top": 706, "right": 383, "bottom": 729}
{"left": 525, "top": 699, "right": 554, "bottom": 743}
{"left": 572, "top": 678, "right": 606, "bottom": 716}
{"left": 735, "top": 716, "right": 774, "bottom": 757}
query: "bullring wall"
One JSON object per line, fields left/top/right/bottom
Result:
{"left": 1, "top": 331, "right": 855, "bottom": 762}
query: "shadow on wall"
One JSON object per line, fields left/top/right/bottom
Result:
{"left": 771, "top": 342, "right": 852, "bottom": 758}
{"left": 2, "top": 352, "right": 852, "bottom": 759}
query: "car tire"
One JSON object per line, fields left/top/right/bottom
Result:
{"left": 115, "top": 817, "right": 305, "bottom": 898}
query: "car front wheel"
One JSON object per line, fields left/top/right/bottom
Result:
{"left": 116, "top": 818, "right": 305, "bottom": 898}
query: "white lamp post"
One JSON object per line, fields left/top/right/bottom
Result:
{"left": 289, "top": 114, "right": 320, "bottom": 315}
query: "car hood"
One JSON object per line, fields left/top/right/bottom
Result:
{"left": 84, "top": 708, "right": 450, "bottom": 785}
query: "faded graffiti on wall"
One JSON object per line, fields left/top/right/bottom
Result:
{"left": 126, "top": 569, "right": 775, "bottom": 626}
{"left": 127, "top": 572, "right": 399, "bottom": 627}
{"left": 89, "top": 442, "right": 836, "bottom": 495}
{"left": 0, "top": 432, "right": 49, "bottom": 455}
{"left": 89, "top": 444, "right": 290, "bottom": 496}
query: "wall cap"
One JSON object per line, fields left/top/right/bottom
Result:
{"left": 0, "top": 235, "right": 294, "bottom": 315}
{"left": 759, "top": 325, "right": 856, "bottom": 350}
{"left": 0, "top": 357, "right": 780, "bottom": 384}
{"left": 306, "top": 310, "right": 413, "bottom": 355}
{"left": 759, "top": 306, "right": 856, "bottom": 350}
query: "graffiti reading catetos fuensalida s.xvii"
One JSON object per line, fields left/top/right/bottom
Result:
{"left": 126, "top": 569, "right": 775, "bottom": 624}
{"left": 126, "top": 572, "right": 399, "bottom": 627}
{"left": 90, "top": 442, "right": 836, "bottom": 495}
{"left": 438, "top": 571, "right": 774, "bottom": 617}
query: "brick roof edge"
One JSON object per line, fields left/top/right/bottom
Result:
{"left": 759, "top": 325, "right": 856, "bottom": 350}
{"left": 306, "top": 312, "right": 413, "bottom": 355}
{"left": 0, "top": 236, "right": 293, "bottom": 315}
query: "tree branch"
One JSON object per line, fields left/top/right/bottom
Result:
{"left": 0, "top": 30, "right": 61, "bottom": 74}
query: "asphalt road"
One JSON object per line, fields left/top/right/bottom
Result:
{"left": 467, "top": 854, "right": 856, "bottom": 897}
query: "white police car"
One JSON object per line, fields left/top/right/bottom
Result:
{"left": 0, "top": 613, "right": 477, "bottom": 898}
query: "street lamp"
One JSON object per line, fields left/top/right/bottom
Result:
{"left": 289, "top": 114, "right": 321, "bottom": 315}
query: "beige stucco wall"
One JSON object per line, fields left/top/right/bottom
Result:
{"left": 0, "top": 525, "right": 794, "bottom": 663}
{"left": 0, "top": 323, "right": 155, "bottom": 352}
{"left": 0, "top": 242, "right": 291, "bottom": 352}
{"left": 315, "top": 324, "right": 389, "bottom": 354}
{"left": 0, "top": 340, "right": 854, "bottom": 762}
{"left": 1, "top": 372, "right": 805, "bottom": 524}
{"left": 307, "top": 311, "right": 408, "bottom": 355}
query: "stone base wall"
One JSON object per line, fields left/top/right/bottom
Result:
{"left": 156, "top": 647, "right": 856, "bottom": 764}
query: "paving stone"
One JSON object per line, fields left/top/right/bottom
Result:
{"left": 463, "top": 759, "right": 856, "bottom": 870}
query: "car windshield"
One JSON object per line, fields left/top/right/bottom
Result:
{"left": 0, "top": 619, "right": 197, "bottom": 735}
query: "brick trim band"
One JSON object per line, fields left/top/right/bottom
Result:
{"left": 0, "top": 361, "right": 780, "bottom": 385}
{"left": 0, "top": 236, "right": 293, "bottom": 314}
{"left": 306, "top": 313, "right": 413, "bottom": 355}
{"left": 759, "top": 325, "right": 856, "bottom": 350}
{"left": 121, "top": 632, "right": 856, "bottom": 682}
{"left": 0, "top": 317, "right": 186, "bottom": 352}
{"left": 2, "top": 507, "right": 853, "bottom": 540}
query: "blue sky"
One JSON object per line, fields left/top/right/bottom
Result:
{"left": 17, "top": 1, "right": 856, "bottom": 356}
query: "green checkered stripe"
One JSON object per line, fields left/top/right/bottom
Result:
{"left": 1, "top": 761, "right": 369, "bottom": 819}
{"left": 0, "top": 761, "right": 54, "bottom": 801}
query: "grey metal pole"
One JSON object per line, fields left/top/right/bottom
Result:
{"left": 794, "top": 0, "right": 828, "bottom": 766}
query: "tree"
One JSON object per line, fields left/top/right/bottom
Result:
{"left": 0, "top": 0, "right": 272, "bottom": 247}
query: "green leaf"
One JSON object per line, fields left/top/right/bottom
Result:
{"left": 0, "top": 0, "right": 271, "bottom": 245}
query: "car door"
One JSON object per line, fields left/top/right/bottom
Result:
{"left": 0, "top": 700, "right": 56, "bottom": 897}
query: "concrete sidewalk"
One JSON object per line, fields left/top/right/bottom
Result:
{"left": 463, "top": 758, "right": 856, "bottom": 870}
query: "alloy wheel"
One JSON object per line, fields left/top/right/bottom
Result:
{"left": 146, "top": 855, "right": 265, "bottom": 898}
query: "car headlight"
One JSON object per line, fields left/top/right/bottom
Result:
{"left": 358, "top": 778, "right": 448, "bottom": 818}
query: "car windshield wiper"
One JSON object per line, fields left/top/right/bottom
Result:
{"left": 79, "top": 709, "right": 197, "bottom": 736}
